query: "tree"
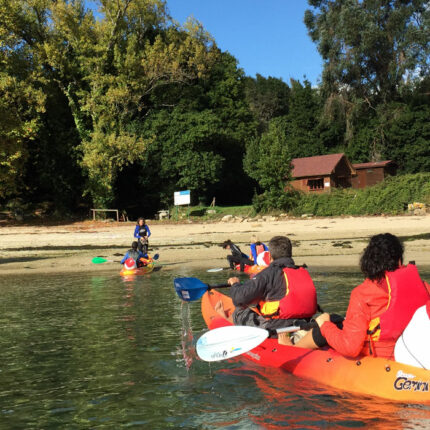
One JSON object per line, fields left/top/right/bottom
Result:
{"left": 305, "top": 0, "right": 430, "bottom": 104}
{"left": 244, "top": 74, "right": 290, "bottom": 131}
{"left": 244, "top": 117, "right": 296, "bottom": 212}
{"left": 305, "top": 0, "right": 430, "bottom": 161}
{"left": 0, "top": 0, "right": 220, "bottom": 207}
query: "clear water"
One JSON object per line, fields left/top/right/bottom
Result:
{"left": 0, "top": 267, "right": 429, "bottom": 429}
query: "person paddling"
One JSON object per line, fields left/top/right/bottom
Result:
{"left": 134, "top": 218, "right": 151, "bottom": 254}
{"left": 284, "top": 233, "right": 430, "bottom": 360}
{"left": 222, "top": 239, "right": 254, "bottom": 272}
{"left": 121, "top": 241, "right": 147, "bottom": 268}
{"left": 216, "top": 236, "right": 318, "bottom": 331}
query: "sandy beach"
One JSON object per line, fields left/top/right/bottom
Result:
{"left": 1, "top": 214, "right": 430, "bottom": 275}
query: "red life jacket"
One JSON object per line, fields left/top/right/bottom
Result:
{"left": 257, "top": 267, "right": 317, "bottom": 319}
{"left": 368, "top": 264, "right": 430, "bottom": 346}
{"left": 256, "top": 244, "right": 265, "bottom": 255}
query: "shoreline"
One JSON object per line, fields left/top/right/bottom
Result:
{"left": 1, "top": 214, "right": 430, "bottom": 275}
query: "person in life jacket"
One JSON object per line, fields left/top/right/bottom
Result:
{"left": 121, "top": 241, "right": 148, "bottom": 268}
{"left": 394, "top": 299, "right": 430, "bottom": 369}
{"left": 133, "top": 218, "right": 151, "bottom": 254}
{"left": 250, "top": 236, "right": 270, "bottom": 266}
{"left": 222, "top": 239, "right": 254, "bottom": 272}
{"left": 215, "top": 236, "right": 318, "bottom": 331}
{"left": 286, "top": 233, "right": 430, "bottom": 359}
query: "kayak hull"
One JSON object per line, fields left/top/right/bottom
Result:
{"left": 235, "top": 263, "right": 267, "bottom": 275}
{"left": 120, "top": 262, "right": 154, "bottom": 276}
{"left": 201, "top": 289, "right": 430, "bottom": 404}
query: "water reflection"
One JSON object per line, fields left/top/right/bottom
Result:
{"left": 0, "top": 268, "right": 428, "bottom": 428}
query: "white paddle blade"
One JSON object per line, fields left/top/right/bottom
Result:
{"left": 207, "top": 268, "right": 223, "bottom": 272}
{"left": 196, "top": 326, "right": 269, "bottom": 362}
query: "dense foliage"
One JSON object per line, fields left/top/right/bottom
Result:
{"left": 294, "top": 173, "right": 430, "bottom": 216}
{"left": 1, "top": 0, "right": 429, "bottom": 218}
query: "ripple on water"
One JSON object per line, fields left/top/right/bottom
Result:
{"left": 0, "top": 269, "right": 429, "bottom": 428}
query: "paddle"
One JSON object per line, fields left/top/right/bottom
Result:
{"left": 92, "top": 257, "right": 113, "bottom": 264}
{"left": 92, "top": 253, "right": 159, "bottom": 264}
{"left": 196, "top": 325, "right": 301, "bottom": 362}
{"left": 174, "top": 277, "right": 230, "bottom": 302}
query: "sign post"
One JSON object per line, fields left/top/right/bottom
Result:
{"left": 174, "top": 190, "right": 191, "bottom": 220}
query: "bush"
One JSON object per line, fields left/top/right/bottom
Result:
{"left": 292, "top": 173, "right": 430, "bottom": 216}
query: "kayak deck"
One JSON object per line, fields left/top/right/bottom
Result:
{"left": 120, "top": 262, "right": 154, "bottom": 276}
{"left": 201, "top": 289, "right": 430, "bottom": 404}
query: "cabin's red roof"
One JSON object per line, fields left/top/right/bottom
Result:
{"left": 352, "top": 160, "right": 393, "bottom": 169}
{"left": 291, "top": 153, "right": 346, "bottom": 178}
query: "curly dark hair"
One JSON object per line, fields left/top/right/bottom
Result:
{"left": 360, "top": 233, "right": 404, "bottom": 280}
{"left": 268, "top": 236, "right": 292, "bottom": 260}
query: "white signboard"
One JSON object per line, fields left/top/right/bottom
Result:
{"left": 174, "top": 190, "right": 191, "bottom": 206}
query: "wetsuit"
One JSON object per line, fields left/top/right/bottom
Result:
{"left": 227, "top": 243, "right": 254, "bottom": 272}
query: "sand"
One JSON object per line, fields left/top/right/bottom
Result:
{"left": 1, "top": 214, "right": 430, "bottom": 275}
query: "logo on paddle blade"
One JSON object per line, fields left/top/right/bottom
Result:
{"left": 210, "top": 350, "right": 228, "bottom": 359}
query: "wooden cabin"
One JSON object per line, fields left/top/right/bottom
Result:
{"left": 290, "top": 153, "right": 356, "bottom": 194}
{"left": 351, "top": 161, "right": 397, "bottom": 189}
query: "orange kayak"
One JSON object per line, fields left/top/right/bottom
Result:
{"left": 120, "top": 260, "right": 154, "bottom": 277}
{"left": 235, "top": 263, "right": 267, "bottom": 275}
{"left": 201, "top": 289, "right": 430, "bottom": 404}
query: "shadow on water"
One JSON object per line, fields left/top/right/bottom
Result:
{"left": 0, "top": 256, "right": 50, "bottom": 265}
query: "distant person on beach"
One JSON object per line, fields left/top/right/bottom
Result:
{"left": 222, "top": 240, "right": 254, "bottom": 272}
{"left": 216, "top": 236, "right": 317, "bottom": 331}
{"left": 250, "top": 235, "right": 270, "bottom": 266}
{"left": 134, "top": 218, "right": 151, "bottom": 254}
{"left": 121, "top": 241, "right": 147, "bottom": 268}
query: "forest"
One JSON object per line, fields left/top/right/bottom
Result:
{"left": 1, "top": 0, "right": 429, "bottom": 218}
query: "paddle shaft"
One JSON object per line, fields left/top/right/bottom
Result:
{"left": 207, "top": 283, "right": 230, "bottom": 290}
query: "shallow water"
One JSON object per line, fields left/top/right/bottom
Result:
{"left": 0, "top": 267, "right": 429, "bottom": 429}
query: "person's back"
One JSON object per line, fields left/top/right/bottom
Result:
{"left": 121, "top": 241, "right": 146, "bottom": 265}
{"left": 290, "top": 233, "right": 430, "bottom": 358}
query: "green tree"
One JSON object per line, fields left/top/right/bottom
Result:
{"left": 305, "top": 0, "right": 430, "bottom": 104}
{"left": 244, "top": 74, "right": 290, "bottom": 131}
{"left": 0, "top": 0, "right": 220, "bottom": 207}
{"left": 244, "top": 117, "right": 295, "bottom": 212}
{"left": 305, "top": 0, "right": 430, "bottom": 161}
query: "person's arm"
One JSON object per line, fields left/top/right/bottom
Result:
{"left": 320, "top": 288, "right": 370, "bottom": 357}
{"left": 250, "top": 244, "right": 257, "bottom": 262}
{"left": 263, "top": 243, "right": 268, "bottom": 251}
{"left": 121, "top": 253, "right": 129, "bottom": 264}
{"left": 145, "top": 225, "right": 151, "bottom": 237}
{"left": 133, "top": 226, "right": 140, "bottom": 239}
{"left": 230, "top": 272, "right": 269, "bottom": 307}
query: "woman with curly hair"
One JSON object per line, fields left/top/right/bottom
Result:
{"left": 280, "top": 233, "right": 430, "bottom": 360}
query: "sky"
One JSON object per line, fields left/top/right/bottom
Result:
{"left": 166, "top": 0, "right": 323, "bottom": 86}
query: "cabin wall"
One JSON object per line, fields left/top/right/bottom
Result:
{"left": 352, "top": 167, "right": 385, "bottom": 189}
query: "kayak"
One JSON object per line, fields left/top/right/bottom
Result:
{"left": 235, "top": 263, "right": 267, "bottom": 275}
{"left": 120, "top": 260, "right": 155, "bottom": 277}
{"left": 201, "top": 289, "right": 430, "bottom": 404}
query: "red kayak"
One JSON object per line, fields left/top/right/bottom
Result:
{"left": 201, "top": 289, "right": 430, "bottom": 404}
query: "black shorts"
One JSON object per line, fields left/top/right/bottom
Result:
{"left": 311, "top": 314, "right": 344, "bottom": 347}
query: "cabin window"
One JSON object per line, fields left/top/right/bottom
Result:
{"left": 307, "top": 178, "right": 324, "bottom": 190}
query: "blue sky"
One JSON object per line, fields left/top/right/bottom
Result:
{"left": 167, "top": 0, "right": 323, "bottom": 86}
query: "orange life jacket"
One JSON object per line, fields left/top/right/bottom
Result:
{"left": 367, "top": 264, "right": 430, "bottom": 353}
{"left": 256, "top": 267, "right": 317, "bottom": 319}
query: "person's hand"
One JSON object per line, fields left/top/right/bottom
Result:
{"left": 227, "top": 277, "right": 240, "bottom": 285}
{"left": 315, "top": 313, "right": 330, "bottom": 327}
